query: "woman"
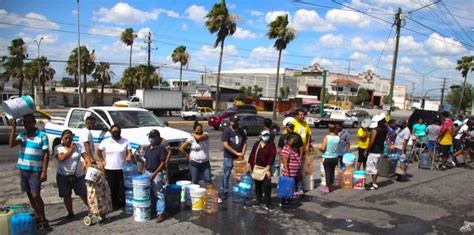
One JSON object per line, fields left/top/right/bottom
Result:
{"left": 319, "top": 124, "right": 340, "bottom": 194}
{"left": 54, "top": 129, "right": 88, "bottom": 219}
{"left": 413, "top": 118, "right": 427, "bottom": 137}
{"left": 97, "top": 125, "right": 133, "bottom": 210}
{"left": 179, "top": 122, "right": 211, "bottom": 185}
{"left": 280, "top": 135, "right": 301, "bottom": 207}
{"left": 248, "top": 130, "right": 276, "bottom": 211}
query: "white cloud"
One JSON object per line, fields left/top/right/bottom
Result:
{"left": 397, "top": 65, "right": 413, "bottom": 74}
{"left": 382, "top": 55, "right": 393, "bottom": 63}
{"left": 136, "top": 27, "right": 152, "bottom": 39}
{"left": 250, "top": 46, "right": 278, "bottom": 61}
{"left": 397, "top": 35, "right": 426, "bottom": 55}
{"left": 425, "top": 33, "right": 467, "bottom": 55}
{"left": 0, "top": 10, "right": 59, "bottom": 30}
{"left": 92, "top": 3, "right": 177, "bottom": 25}
{"left": 364, "top": 64, "right": 376, "bottom": 72}
{"left": 350, "top": 52, "right": 368, "bottom": 60}
{"left": 351, "top": 37, "right": 386, "bottom": 51}
{"left": 431, "top": 56, "right": 456, "bottom": 69}
{"left": 88, "top": 25, "right": 124, "bottom": 37}
{"left": 228, "top": 3, "right": 236, "bottom": 9}
{"left": 265, "top": 11, "right": 291, "bottom": 23}
{"left": 310, "top": 57, "right": 340, "bottom": 70}
{"left": 233, "top": 27, "right": 257, "bottom": 39}
{"left": 196, "top": 45, "right": 238, "bottom": 60}
{"left": 319, "top": 34, "right": 344, "bottom": 48}
{"left": 250, "top": 10, "right": 264, "bottom": 17}
{"left": 400, "top": 57, "right": 414, "bottom": 64}
{"left": 181, "top": 24, "right": 188, "bottom": 31}
{"left": 185, "top": 5, "right": 208, "bottom": 22}
{"left": 292, "top": 9, "right": 335, "bottom": 32}
{"left": 325, "top": 9, "right": 370, "bottom": 27}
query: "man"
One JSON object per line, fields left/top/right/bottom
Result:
{"left": 387, "top": 119, "right": 399, "bottom": 144}
{"left": 426, "top": 119, "right": 441, "bottom": 153}
{"left": 453, "top": 119, "right": 471, "bottom": 166}
{"left": 356, "top": 122, "right": 370, "bottom": 170}
{"left": 335, "top": 123, "right": 350, "bottom": 168}
{"left": 219, "top": 115, "right": 247, "bottom": 203}
{"left": 142, "top": 130, "right": 168, "bottom": 223}
{"left": 394, "top": 120, "right": 410, "bottom": 181}
{"left": 78, "top": 116, "right": 96, "bottom": 166}
{"left": 291, "top": 109, "right": 312, "bottom": 154}
{"left": 454, "top": 114, "right": 464, "bottom": 127}
{"left": 438, "top": 111, "right": 454, "bottom": 170}
{"left": 365, "top": 113, "right": 388, "bottom": 190}
{"left": 9, "top": 114, "right": 52, "bottom": 231}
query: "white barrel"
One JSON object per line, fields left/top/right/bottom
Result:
{"left": 133, "top": 198, "right": 151, "bottom": 222}
{"left": 84, "top": 167, "right": 101, "bottom": 182}
{"left": 190, "top": 188, "right": 206, "bottom": 211}
{"left": 176, "top": 180, "right": 191, "bottom": 202}
{"left": 302, "top": 175, "right": 314, "bottom": 191}
{"left": 185, "top": 184, "right": 200, "bottom": 207}
{"left": 2, "top": 96, "right": 35, "bottom": 120}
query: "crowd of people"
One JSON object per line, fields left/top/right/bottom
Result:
{"left": 8, "top": 109, "right": 473, "bottom": 230}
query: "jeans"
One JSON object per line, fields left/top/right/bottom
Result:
{"left": 221, "top": 157, "right": 233, "bottom": 197}
{"left": 189, "top": 161, "right": 212, "bottom": 185}
{"left": 323, "top": 158, "right": 339, "bottom": 186}
{"left": 105, "top": 169, "right": 125, "bottom": 208}
{"left": 144, "top": 171, "right": 167, "bottom": 216}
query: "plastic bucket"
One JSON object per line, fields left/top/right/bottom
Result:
{"left": 132, "top": 175, "right": 151, "bottom": 200}
{"left": 343, "top": 153, "right": 356, "bottom": 166}
{"left": 302, "top": 175, "right": 314, "bottom": 191}
{"left": 185, "top": 184, "right": 200, "bottom": 207}
{"left": 132, "top": 198, "right": 151, "bottom": 222}
{"left": 166, "top": 184, "right": 182, "bottom": 211}
{"left": 0, "top": 209, "right": 13, "bottom": 235}
{"left": 176, "top": 180, "right": 191, "bottom": 202}
{"left": 190, "top": 188, "right": 206, "bottom": 211}
{"left": 2, "top": 96, "right": 35, "bottom": 120}
{"left": 85, "top": 167, "right": 101, "bottom": 182}
{"left": 353, "top": 171, "right": 366, "bottom": 190}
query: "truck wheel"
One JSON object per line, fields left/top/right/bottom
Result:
{"left": 352, "top": 122, "right": 359, "bottom": 128}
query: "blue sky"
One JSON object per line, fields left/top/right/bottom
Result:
{"left": 0, "top": 0, "right": 473, "bottom": 96}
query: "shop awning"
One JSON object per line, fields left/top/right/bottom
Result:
{"left": 302, "top": 98, "right": 320, "bottom": 105}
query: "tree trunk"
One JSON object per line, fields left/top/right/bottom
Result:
{"left": 458, "top": 75, "right": 468, "bottom": 112}
{"left": 18, "top": 77, "right": 23, "bottom": 97}
{"left": 129, "top": 44, "right": 134, "bottom": 93}
{"left": 215, "top": 38, "right": 225, "bottom": 111}
{"left": 30, "top": 79, "right": 35, "bottom": 100}
{"left": 42, "top": 80, "right": 47, "bottom": 106}
{"left": 101, "top": 82, "right": 105, "bottom": 106}
{"left": 272, "top": 49, "right": 283, "bottom": 120}
{"left": 83, "top": 72, "right": 87, "bottom": 107}
{"left": 179, "top": 63, "right": 183, "bottom": 91}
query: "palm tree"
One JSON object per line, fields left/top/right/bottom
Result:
{"left": 2, "top": 38, "right": 27, "bottom": 96}
{"left": 171, "top": 45, "right": 190, "bottom": 91}
{"left": 267, "top": 14, "right": 296, "bottom": 120}
{"left": 121, "top": 28, "right": 136, "bottom": 91}
{"left": 66, "top": 46, "right": 95, "bottom": 107}
{"left": 38, "top": 57, "right": 55, "bottom": 106}
{"left": 120, "top": 66, "right": 138, "bottom": 96}
{"left": 205, "top": 0, "right": 237, "bottom": 111}
{"left": 93, "top": 62, "right": 115, "bottom": 105}
{"left": 456, "top": 55, "right": 474, "bottom": 111}
{"left": 24, "top": 60, "right": 38, "bottom": 98}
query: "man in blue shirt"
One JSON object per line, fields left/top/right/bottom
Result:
{"left": 9, "top": 114, "right": 52, "bottom": 231}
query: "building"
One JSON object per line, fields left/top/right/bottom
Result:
{"left": 168, "top": 79, "right": 196, "bottom": 89}
{"left": 0, "top": 81, "right": 20, "bottom": 101}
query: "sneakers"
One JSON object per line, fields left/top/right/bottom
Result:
{"left": 39, "top": 222, "right": 53, "bottom": 232}
{"left": 279, "top": 202, "right": 290, "bottom": 209}
{"left": 217, "top": 197, "right": 224, "bottom": 204}
{"left": 263, "top": 205, "right": 275, "bottom": 212}
{"left": 320, "top": 186, "right": 330, "bottom": 194}
{"left": 65, "top": 213, "right": 75, "bottom": 220}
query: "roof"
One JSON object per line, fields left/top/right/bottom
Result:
{"left": 89, "top": 106, "right": 148, "bottom": 112}
{"left": 218, "top": 68, "right": 295, "bottom": 75}
{"left": 332, "top": 78, "right": 360, "bottom": 87}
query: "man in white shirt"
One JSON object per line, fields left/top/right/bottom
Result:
{"left": 453, "top": 119, "right": 471, "bottom": 165}
{"left": 79, "top": 116, "right": 96, "bottom": 166}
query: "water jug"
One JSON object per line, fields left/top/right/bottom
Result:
{"left": 419, "top": 152, "right": 431, "bottom": 169}
{"left": 232, "top": 159, "right": 247, "bottom": 181}
{"left": 125, "top": 189, "right": 134, "bottom": 214}
{"left": 165, "top": 184, "right": 182, "bottom": 211}
{"left": 203, "top": 185, "right": 219, "bottom": 214}
{"left": 277, "top": 176, "right": 294, "bottom": 199}
{"left": 383, "top": 141, "right": 390, "bottom": 155}
{"left": 239, "top": 173, "right": 253, "bottom": 199}
{"left": 378, "top": 156, "right": 391, "bottom": 177}
{"left": 341, "top": 166, "right": 354, "bottom": 189}
{"left": 10, "top": 211, "right": 36, "bottom": 235}
{"left": 334, "top": 166, "right": 341, "bottom": 187}
{"left": 123, "top": 163, "right": 138, "bottom": 189}
{"left": 232, "top": 185, "right": 244, "bottom": 203}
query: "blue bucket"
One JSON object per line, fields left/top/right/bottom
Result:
{"left": 166, "top": 184, "right": 182, "bottom": 211}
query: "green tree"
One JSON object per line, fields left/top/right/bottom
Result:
{"left": 447, "top": 83, "right": 472, "bottom": 111}
{"left": 355, "top": 88, "right": 370, "bottom": 105}
{"left": 60, "top": 77, "right": 75, "bottom": 87}
{"left": 205, "top": 0, "right": 237, "bottom": 111}
{"left": 66, "top": 46, "right": 96, "bottom": 107}
{"left": 38, "top": 57, "right": 55, "bottom": 106}
{"left": 171, "top": 45, "right": 190, "bottom": 91}
{"left": 2, "top": 38, "right": 27, "bottom": 96}
{"left": 456, "top": 55, "right": 474, "bottom": 111}
{"left": 252, "top": 85, "right": 263, "bottom": 97}
{"left": 279, "top": 87, "right": 290, "bottom": 99}
{"left": 93, "top": 62, "right": 115, "bottom": 105}
{"left": 267, "top": 14, "right": 296, "bottom": 119}
{"left": 24, "top": 60, "right": 38, "bottom": 97}
{"left": 120, "top": 66, "right": 138, "bottom": 96}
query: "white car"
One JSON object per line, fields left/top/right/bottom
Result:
{"left": 181, "top": 107, "right": 214, "bottom": 120}
{"left": 323, "top": 105, "right": 342, "bottom": 114}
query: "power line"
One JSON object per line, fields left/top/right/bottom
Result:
{"left": 440, "top": 0, "right": 473, "bottom": 42}
{"left": 374, "top": 25, "right": 394, "bottom": 75}
{"left": 407, "top": 0, "right": 440, "bottom": 14}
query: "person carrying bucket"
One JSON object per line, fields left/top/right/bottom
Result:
{"left": 142, "top": 129, "right": 168, "bottom": 223}
{"left": 8, "top": 114, "right": 52, "bottom": 232}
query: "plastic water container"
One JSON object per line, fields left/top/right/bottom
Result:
{"left": 302, "top": 175, "right": 314, "bottom": 191}
{"left": 2, "top": 96, "right": 35, "bottom": 120}
{"left": 133, "top": 198, "right": 151, "bottom": 222}
{"left": 123, "top": 163, "right": 138, "bottom": 189}
{"left": 190, "top": 188, "right": 206, "bottom": 211}
{"left": 238, "top": 173, "right": 253, "bottom": 199}
{"left": 334, "top": 166, "right": 341, "bottom": 187}
{"left": 232, "top": 185, "right": 244, "bottom": 203}
{"left": 232, "top": 159, "right": 247, "bottom": 181}
{"left": 277, "top": 176, "right": 295, "bottom": 199}
{"left": 383, "top": 141, "right": 390, "bottom": 155}
{"left": 85, "top": 167, "right": 101, "bottom": 182}
{"left": 343, "top": 153, "right": 356, "bottom": 166}
{"left": 0, "top": 208, "right": 13, "bottom": 235}
{"left": 419, "top": 152, "right": 431, "bottom": 169}
{"left": 353, "top": 170, "right": 366, "bottom": 190}
{"left": 341, "top": 166, "right": 354, "bottom": 189}
{"left": 185, "top": 184, "right": 200, "bottom": 207}
{"left": 320, "top": 161, "right": 326, "bottom": 186}
{"left": 378, "top": 156, "right": 391, "bottom": 177}
{"left": 132, "top": 175, "right": 151, "bottom": 200}
{"left": 166, "top": 184, "right": 182, "bottom": 211}
{"left": 176, "top": 180, "right": 191, "bottom": 203}
{"left": 125, "top": 189, "right": 134, "bottom": 214}
{"left": 204, "top": 185, "right": 219, "bottom": 214}
{"left": 10, "top": 211, "right": 36, "bottom": 235}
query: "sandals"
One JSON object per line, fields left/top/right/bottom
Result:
{"left": 366, "top": 182, "right": 379, "bottom": 190}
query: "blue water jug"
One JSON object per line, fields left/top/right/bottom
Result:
{"left": 10, "top": 212, "right": 36, "bottom": 235}
{"left": 232, "top": 185, "right": 244, "bottom": 203}
{"left": 125, "top": 189, "right": 134, "bottom": 214}
{"left": 419, "top": 152, "right": 431, "bottom": 169}
{"left": 166, "top": 184, "right": 182, "bottom": 211}
{"left": 239, "top": 173, "right": 253, "bottom": 199}
{"left": 123, "top": 163, "right": 138, "bottom": 189}
{"left": 383, "top": 141, "right": 390, "bottom": 155}
{"left": 277, "top": 176, "right": 294, "bottom": 199}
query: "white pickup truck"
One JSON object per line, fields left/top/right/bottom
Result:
{"left": 45, "top": 106, "right": 191, "bottom": 176}
{"left": 313, "top": 111, "right": 359, "bottom": 128}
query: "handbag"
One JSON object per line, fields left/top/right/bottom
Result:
{"left": 251, "top": 144, "right": 269, "bottom": 181}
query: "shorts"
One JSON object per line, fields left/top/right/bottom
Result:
{"left": 453, "top": 139, "right": 465, "bottom": 151}
{"left": 440, "top": 144, "right": 451, "bottom": 157}
{"left": 427, "top": 141, "right": 438, "bottom": 152}
{"left": 20, "top": 170, "right": 41, "bottom": 194}
{"left": 358, "top": 148, "right": 367, "bottom": 163}
{"left": 366, "top": 153, "right": 382, "bottom": 175}
{"left": 56, "top": 174, "right": 87, "bottom": 198}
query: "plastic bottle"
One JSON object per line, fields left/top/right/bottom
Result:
{"left": 341, "top": 165, "right": 354, "bottom": 189}
{"left": 334, "top": 165, "right": 341, "bottom": 187}
{"left": 239, "top": 173, "right": 253, "bottom": 199}
{"left": 232, "top": 159, "right": 247, "bottom": 181}
{"left": 203, "top": 185, "right": 219, "bottom": 214}
{"left": 383, "top": 141, "right": 390, "bottom": 155}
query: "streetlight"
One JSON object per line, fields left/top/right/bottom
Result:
{"left": 33, "top": 37, "right": 43, "bottom": 106}
{"left": 411, "top": 68, "right": 447, "bottom": 96}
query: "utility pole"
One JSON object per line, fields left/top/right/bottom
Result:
{"left": 387, "top": 8, "right": 402, "bottom": 118}
{"left": 202, "top": 65, "right": 206, "bottom": 85}
{"left": 347, "top": 59, "right": 353, "bottom": 75}
{"left": 440, "top": 77, "right": 446, "bottom": 107}
{"left": 411, "top": 81, "right": 415, "bottom": 109}
{"left": 143, "top": 32, "right": 157, "bottom": 89}
{"left": 77, "top": 0, "right": 82, "bottom": 108}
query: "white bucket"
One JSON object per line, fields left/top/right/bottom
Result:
{"left": 176, "top": 180, "right": 191, "bottom": 202}
{"left": 133, "top": 175, "right": 151, "bottom": 200}
{"left": 2, "top": 96, "right": 35, "bottom": 120}
{"left": 302, "top": 175, "right": 314, "bottom": 191}
{"left": 353, "top": 171, "right": 366, "bottom": 190}
{"left": 185, "top": 184, "right": 200, "bottom": 207}
{"left": 190, "top": 188, "right": 206, "bottom": 211}
{"left": 132, "top": 198, "right": 151, "bottom": 222}
{"left": 84, "top": 167, "right": 101, "bottom": 182}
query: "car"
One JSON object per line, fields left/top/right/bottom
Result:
{"left": 313, "top": 111, "right": 359, "bottom": 128}
{"left": 408, "top": 109, "right": 440, "bottom": 131}
{"left": 219, "top": 113, "right": 280, "bottom": 136}
{"left": 228, "top": 104, "right": 258, "bottom": 114}
{"left": 181, "top": 107, "right": 214, "bottom": 120}
{"left": 359, "top": 102, "right": 373, "bottom": 109}
{"left": 351, "top": 110, "right": 369, "bottom": 118}
{"left": 208, "top": 110, "right": 238, "bottom": 130}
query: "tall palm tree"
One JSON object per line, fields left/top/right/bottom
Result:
{"left": 205, "top": 0, "right": 237, "bottom": 111}
{"left": 38, "top": 57, "right": 55, "bottom": 106}
{"left": 171, "top": 45, "right": 190, "bottom": 91}
{"left": 2, "top": 38, "right": 27, "bottom": 96}
{"left": 66, "top": 46, "right": 95, "bottom": 107}
{"left": 93, "top": 62, "right": 115, "bottom": 105}
{"left": 267, "top": 14, "right": 296, "bottom": 120}
{"left": 121, "top": 28, "right": 136, "bottom": 91}
{"left": 456, "top": 55, "right": 474, "bottom": 111}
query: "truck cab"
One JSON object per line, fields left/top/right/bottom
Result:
{"left": 113, "top": 96, "right": 141, "bottom": 108}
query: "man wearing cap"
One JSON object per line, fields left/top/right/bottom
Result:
{"left": 365, "top": 113, "right": 388, "bottom": 190}
{"left": 356, "top": 119, "right": 370, "bottom": 170}
{"left": 291, "top": 109, "right": 312, "bottom": 154}
{"left": 394, "top": 120, "right": 410, "bottom": 181}
{"left": 143, "top": 129, "right": 168, "bottom": 223}
{"left": 278, "top": 117, "right": 303, "bottom": 154}
{"left": 219, "top": 115, "right": 247, "bottom": 203}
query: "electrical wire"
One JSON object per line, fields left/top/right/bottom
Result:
{"left": 440, "top": 0, "right": 473, "bottom": 42}
{"left": 374, "top": 25, "right": 394, "bottom": 75}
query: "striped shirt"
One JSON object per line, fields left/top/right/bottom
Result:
{"left": 280, "top": 145, "right": 301, "bottom": 177}
{"left": 16, "top": 129, "right": 49, "bottom": 172}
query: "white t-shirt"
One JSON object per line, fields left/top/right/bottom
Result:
{"left": 187, "top": 133, "right": 210, "bottom": 163}
{"left": 78, "top": 128, "right": 95, "bottom": 156}
{"left": 395, "top": 127, "right": 411, "bottom": 150}
{"left": 455, "top": 124, "right": 469, "bottom": 140}
{"left": 55, "top": 144, "right": 85, "bottom": 177}
{"left": 98, "top": 137, "right": 131, "bottom": 170}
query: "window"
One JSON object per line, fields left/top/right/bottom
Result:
{"left": 68, "top": 110, "right": 87, "bottom": 128}
{"left": 131, "top": 97, "right": 140, "bottom": 102}
{"left": 108, "top": 110, "right": 165, "bottom": 128}
{"left": 332, "top": 87, "right": 337, "bottom": 91}
{"left": 93, "top": 109, "right": 110, "bottom": 125}
{"left": 243, "top": 116, "right": 257, "bottom": 122}
{"left": 337, "top": 87, "right": 343, "bottom": 92}
{"left": 350, "top": 88, "right": 358, "bottom": 93}
{"left": 255, "top": 116, "right": 265, "bottom": 123}
{"left": 0, "top": 117, "right": 4, "bottom": 126}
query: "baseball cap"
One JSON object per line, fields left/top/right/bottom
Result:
{"left": 261, "top": 130, "right": 271, "bottom": 136}
{"left": 369, "top": 113, "right": 386, "bottom": 128}
{"left": 147, "top": 129, "right": 160, "bottom": 138}
{"left": 283, "top": 117, "right": 295, "bottom": 127}
{"left": 230, "top": 115, "right": 239, "bottom": 122}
